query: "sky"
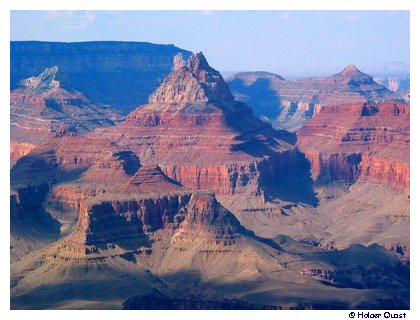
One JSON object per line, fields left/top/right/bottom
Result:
{"left": 10, "top": 10, "right": 410, "bottom": 77}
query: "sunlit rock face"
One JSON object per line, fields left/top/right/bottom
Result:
{"left": 98, "top": 53, "right": 296, "bottom": 199}
{"left": 297, "top": 100, "right": 409, "bottom": 193}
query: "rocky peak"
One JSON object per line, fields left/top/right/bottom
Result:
{"left": 19, "top": 66, "right": 69, "bottom": 93}
{"left": 129, "top": 165, "right": 176, "bottom": 186}
{"left": 148, "top": 52, "right": 234, "bottom": 107}
{"left": 342, "top": 64, "right": 359, "bottom": 74}
{"left": 330, "top": 64, "right": 374, "bottom": 85}
{"left": 173, "top": 53, "right": 186, "bottom": 70}
{"left": 186, "top": 52, "right": 212, "bottom": 75}
{"left": 182, "top": 192, "right": 244, "bottom": 233}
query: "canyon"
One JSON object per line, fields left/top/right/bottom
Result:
{"left": 10, "top": 47, "right": 409, "bottom": 310}
{"left": 226, "top": 65, "right": 403, "bottom": 131}
{"left": 297, "top": 101, "right": 409, "bottom": 193}
{"left": 296, "top": 100, "right": 410, "bottom": 254}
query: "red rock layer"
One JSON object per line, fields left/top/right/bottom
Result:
{"left": 297, "top": 101, "right": 409, "bottom": 192}
{"left": 11, "top": 129, "right": 194, "bottom": 249}
{"left": 359, "top": 154, "right": 409, "bottom": 193}
{"left": 57, "top": 142, "right": 190, "bottom": 238}
{"left": 172, "top": 192, "right": 248, "bottom": 246}
{"left": 302, "top": 150, "right": 362, "bottom": 183}
{"left": 97, "top": 53, "right": 294, "bottom": 197}
{"left": 75, "top": 193, "right": 191, "bottom": 245}
{"left": 11, "top": 130, "right": 119, "bottom": 187}
{"left": 160, "top": 152, "right": 297, "bottom": 196}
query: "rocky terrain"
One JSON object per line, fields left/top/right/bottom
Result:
{"left": 10, "top": 66, "right": 121, "bottom": 165}
{"left": 227, "top": 65, "right": 401, "bottom": 131}
{"left": 94, "top": 53, "right": 328, "bottom": 240}
{"left": 11, "top": 156, "right": 410, "bottom": 309}
{"left": 10, "top": 50, "right": 410, "bottom": 310}
{"left": 297, "top": 101, "right": 410, "bottom": 254}
{"left": 11, "top": 41, "right": 192, "bottom": 113}
{"left": 297, "top": 101, "right": 409, "bottom": 192}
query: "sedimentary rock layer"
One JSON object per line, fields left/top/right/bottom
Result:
{"left": 297, "top": 101, "right": 409, "bottom": 193}
{"left": 98, "top": 53, "right": 295, "bottom": 200}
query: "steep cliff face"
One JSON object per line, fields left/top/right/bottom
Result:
{"left": 76, "top": 193, "right": 191, "bottom": 246}
{"left": 172, "top": 192, "right": 249, "bottom": 246}
{"left": 98, "top": 53, "right": 295, "bottom": 202}
{"left": 359, "top": 154, "right": 409, "bottom": 193}
{"left": 297, "top": 101, "right": 409, "bottom": 193}
{"left": 298, "top": 151, "right": 362, "bottom": 184}
{"left": 160, "top": 163, "right": 259, "bottom": 196}
{"left": 159, "top": 151, "right": 297, "bottom": 196}
{"left": 11, "top": 41, "right": 192, "bottom": 113}
{"left": 227, "top": 65, "right": 401, "bottom": 131}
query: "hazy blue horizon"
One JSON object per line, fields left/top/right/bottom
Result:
{"left": 11, "top": 10, "right": 410, "bottom": 77}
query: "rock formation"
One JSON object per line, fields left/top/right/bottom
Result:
{"left": 227, "top": 65, "right": 401, "bottom": 131}
{"left": 171, "top": 192, "right": 250, "bottom": 246}
{"left": 11, "top": 169, "right": 409, "bottom": 310}
{"left": 10, "top": 131, "right": 122, "bottom": 261}
{"left": 9, "top": 49, "right": 410, "bottom": 310}
{"left": 94, "top": 53, "right": 328, "bottom": 240}
{"left": 10, "top": 66, "right": 121, "bottom": 165}
{"left": 11, "top": 195, "right": 409, "bottom": 310}
{"left": 297, "top": 100, "right": 410, "bottom": 255}
{"left": 297, "top": 101, "right": 409, "bottom": 193}
{"left": 97, "top": 53, "right": 296, "bottom": 200}
{"left": 11, "top": 41, "right": 192, "bottom": 113}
